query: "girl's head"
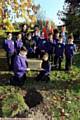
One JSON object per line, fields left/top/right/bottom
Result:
{"left": 8, "top": 33, "right": 12, "bottom": 40}
{"left": 42, "top": 53, "right": 49, "bottom": 61}
{"left": 17, "top": 33, "right": 22, "bottom": 40}
{"left": 68, "top": 35, "right": 74, "bottom": 44}
{"left": 20, "top": 46, "right": 28, "bottom": 57}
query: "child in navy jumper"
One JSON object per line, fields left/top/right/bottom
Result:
{"left": 26, "top": 33, "right": 36, "bottom": 58}
{"left": 46, "top": 33, "right": 54, "bottom": 63}
{"left": 36, "top": 53, "right": 51, "bottom": 82}
{"left": 21, "top": 24, "right": 28, "bottom": 45}
{"left": 53, "top": 29, "right": 59, "bottom": 45}
{"left": 38, "top": 32, "right": 47, "bottom": 58}
{"left": 65, "top": 35, "right": 76, "bottom": 71}
{"left": 10, "top": 46, "right": 30, "bottom": 86}
{"left": 54, "top": 34, "right": 65, "bottom": 70}
{"left": 4, "top": 33, "right": 15, "bottom": 70}
{"left": 15, "top": 33, "right": 23, "bottom": 54}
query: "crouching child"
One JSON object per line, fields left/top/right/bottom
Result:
{"left": 10, "top": 46, "right": 30, "bottom": 86}
{"left": 36, "top": 53, "right": 51, "bottom": 82}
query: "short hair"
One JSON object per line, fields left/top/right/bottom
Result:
{"left": 43, "top": 53, "right": 49, "bottom": 58}
{"left": 54, "top": 29, "right": 59, "bottom": 35}
{"left": 20, "top": 46, "right": 27, "bottom": 52}
{"left": 68, "top": 35, "right": 73, "bottom": 40}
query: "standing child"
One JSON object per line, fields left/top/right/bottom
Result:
{"left": 4, "top": 33, "right": 15, "bottom": 70}
{"left": 65, "top": 35, "right": 76, "bottom": 71}
{"left": 10, "top": 46, "right": 30, "bottom": 86}
{"left": 46, "top": 33, "right": 54, "bottom": 63}
{"left": 54, "top": 34, "right": 65, "bottom": 70}
{"left": 36, "top": 53, "right": 51, "bottom": 82}
{"left": 15, "top": 33, "right": 23, "bottom": 54}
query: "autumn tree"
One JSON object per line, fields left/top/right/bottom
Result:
{"left": 0, "top": 0, "right": 40, "bottom": 31}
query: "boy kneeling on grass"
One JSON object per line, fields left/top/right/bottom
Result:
{"left": 10, "top": 46, "right": 30, "bottom": 86}
{"left": 36, "top": 53, "right": 51, "bottom": 82}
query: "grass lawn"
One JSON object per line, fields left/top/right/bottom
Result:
{"left": 0, "top": 53, "right": 80, "bottom": 119}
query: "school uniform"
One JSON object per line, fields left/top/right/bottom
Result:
{"left": 15, "top": 39, "right": 23, "bottom": 54}
{"left": 11, "top": 54, "right": 28, "bottom": 86}
{"left": 65, "top": 43, "right": 76, "bottom": 71}
{"left": 53, "top": 38, "right": 59, "bottom": 45}
{"left": 45, "top": 40, "right": 54, "bottom": 62}
{"left": 32, "top": 35, "right": 39, "bottom": 46}
{"left": 4, "top": 39, "right": 15, "bottom": 70}
{"left": 36, "top": 60, "right": 51, "bottom": 81}
{"left": 26, "top": 39, "right": 36, "bottom": 58}
{"left": 38, "top": 38, "right": 47, "bottom": 58}
{"left": 21, "top": 30, "right": 27, "bottom": 46}
{"left": 54, "top": 42, "right": 65, "bottom": 69}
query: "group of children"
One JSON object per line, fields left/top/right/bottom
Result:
{"left": 3, "top": 24, "right": 76, "bottom": 86}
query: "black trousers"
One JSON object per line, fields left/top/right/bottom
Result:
{"left": 10, "top": 74, "right": 26, "bottom": 86}
{"left": 54, "top": 55, "right": 63, "bottom": 69}
{"left": 49, "top": 53, "right": 54, "bottom": 64}
{"left": 65, "top": 56, "right": 73, "bottom": 71}
{"left": 6, "top": 52, "right": 15, "bottom": 70}
{"left": 36, "top": 71, "right": 50, "bottom": 82}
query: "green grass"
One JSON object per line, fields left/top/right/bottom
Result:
{"left": 0, "top": 53, "right": 80, "bottom": 119}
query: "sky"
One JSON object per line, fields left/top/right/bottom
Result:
{"left": 34, "top": 0, "right": 65, "bottom": 25}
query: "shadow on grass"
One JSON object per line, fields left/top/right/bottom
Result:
{"left": 0, "top": 73, "right": 80, "bottom": 93}
{"left": 0, "top": 58, "right": 8, "bottom": 71}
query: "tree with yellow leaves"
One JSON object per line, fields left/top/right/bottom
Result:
{"left": 0, "top": 0, "right": 40, "bottom": 31}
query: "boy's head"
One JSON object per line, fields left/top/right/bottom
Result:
{"left": 20, "top": 46, "right": 28, "bottom": 56}
{"left": 8, "top": 33, "right": 12, "bottom": 40}
{"left": 68, "top": 35, "right": 74, "bottom": 44}
{"left": 42, "top": 53, "right": 49, "bottom": 61}
{"left": 17, "top": 33, "right": 22, "bottom": 40}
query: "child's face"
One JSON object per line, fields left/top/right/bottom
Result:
{"left": 18, "top": 34, "right": 22, "bottom": 40}
{"left": 68, "top": 38, "right": 73, "bottom": 44}
{"left": 28, "top": 34, "right": 32, "bottom": 40}
{"left": 49, "top": 35, "right": 53, "bottom": 40}
{"left": 56, "top": 33, "right": 59, "bottom": 39}
{"left": 59, "top": 37, "right": 63, "bottom": 43}
{"left": 43, "top": 55, "right": 48, "bottom": 61}
{"left": 23, "top": 25, "right": 27, "bottom": 31}
{"left": 8, "top": 33, "right": 12, "bottom": 40}
{"left": 41, "top": 32, "right": 45, "bottom": 38}
{"left": 20, "top": 51, "right": 27, "bottom": 57}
